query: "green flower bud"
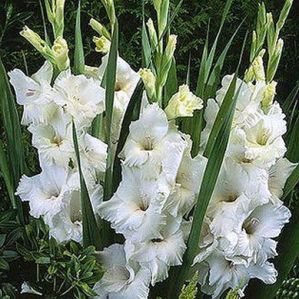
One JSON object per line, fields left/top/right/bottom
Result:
{"left": 89, "top": 18, "right": 111, "bottom": 40}
{"left": 20, "top": 26, "right": 48, "bottom": 53}
{"left": 147, "top": 18, "right": 158, "bottom": 48}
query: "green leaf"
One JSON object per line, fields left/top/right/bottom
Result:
{"left": 0, "top": 258, "right": 9, "bottom": 271}
{"left": 179, "top": 272, "right": 199, "bottom": 299}
{"left": 74, "top": 1, "right": 85, "bottom": 75}
{"left": 164, "top": 57, "right": 178, "bottom": 108}
{"left": 112, "top": 81, "right": 144, "bottom": 192}
{"left": 142, "top": 1, "right": 151, "bottom": 68}
{"left": 0, "top": 58, "right": 25, "bottom": 224}
{"left": 72, "top": 121, "right": 102, "bottom": 250}
{"left": 103, "top": 21, "right": 119, "bottom": 202}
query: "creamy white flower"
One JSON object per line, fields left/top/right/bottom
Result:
{"left": 99, "top": 165, "right": 169, "bottom": 242}
{"left": 53, "top": 70, "right": 105, "bottom": 128}
{"left": 165, "top": 149, "right": 207, "bottom": 217}
{"left": 16, "top": 165, "right": 79, "bottom": 218}
{"left": 239, "top": 104, "right": 287, "bottom": 167}
{"left": 268, "top": 158, "right": 297, "bottom": 203}
{"left": 45, "top": 183, "right": 102, "bottom": 243}
{"left": 234, "top": 202, "right": 291, "bottom": 263}
{"left": 216, "top": 75, "right": 266, "bottom": 127}
{"left": 93, "top": 244, "right": 151, "bottom": 299}
{"left": 28, "top": 109, "right": 73, "bottom": 166}
{"left": 207, "top": 158, "right": 271, "bottom": 221}
{"left": 165, "top": 84, "right": 203, "bottom": 119}
{"left": 126, "top": 216, "right": 186, "bottom": 285}
{"left": 200, "top": 250, "right": 249, "bottom": 299}
{"left": 81, "top": 133, "right": 107, "bottom": 173}
{"left": 8, "top": 61, "right": 58, "bottom": 125}
{"left": 99, "top": 55, "right": 140, "bottom": 148}
{"left": 121, "top": 104, "right": 187, "bottom": 180}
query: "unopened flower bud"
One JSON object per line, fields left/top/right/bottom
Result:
{"left": 252, "top": 56, "right": 265, "bottom": 81}
{"left": 93, "top": 36, "right": 111, "bottom": 54}
{"left": 89, "top": 18, "right": 111, "bottom": 40}
{"left": 165, "top": 35, "right": 177, "bottom": 60}
{"left": 165, "top": 85, "right": 203, "bottom": 119}
{"left": 262, "top": 81, "right": 277, "bottom": 109}
{"left": 52, "top": 37, "right": 69, "bottom": 71}
{"left": 139, "top": 68, "right": 156, "bottom": 99}
{"left": 20, "top": 26, "right": 48, "bottom": 53}
{"left": 147, "top": 18, "right": 158, "bottom": 47}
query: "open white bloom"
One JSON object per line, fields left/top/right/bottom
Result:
{"left": 99, "top": 165, "right": 169, "bottom": 242}
{"left": 45, "top": 183, "right": 102, "bottom": 243}
{"left": 8, "top": 61, "right": 58, "bottom": 125}
{"left": 98, "top": 55, "right": 140, "bottom": 146}
{"left": 81, "top": 133, "right": 107, "bottom": 174}
{"left": 234, "top": 202, "right": 291, "bottom": 263}
{"left": 199, "top": 250, "right": 249, "bottom": 299}
{"left": 268, "top": 158, "right": 297, "bottom": 203}
{"left": 207, "top": 158, "right": 271, "bottom": 221}
{"left": 93, "top": 244, "right": 151, "bottom": 299}
{"left": 53, "top": 70, "right": 105, "bottom": 128}
{"left": 165, "top": 84, "right": 203, "bottom": 119}
{"left": 16, "top": 165, "right": 79, "bottom": 218}
{"left": 237, "top": 103, "right": 287, "bottom": 168}
{"left": 216, "top": 75, "right": 266, "bottom": 127}
{"left": 28, "top": 109, "right": 73, "bottom": 167}
{"left": 121, "top": 103, "right": 186, "bottom": 180}
{"left": 165, "top": 149, "right": 207, "bottom": 217}
{"left": 126, "top": 216, "right": 187, "bottom": 285}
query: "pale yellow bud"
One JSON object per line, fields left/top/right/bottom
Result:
{"left": 89, "top": 18, "right": 110, "bottom": 39}
{"left": 165, "top": 85, "right": 203, "bottom": 119}
{"left": 147, "top": 18, "right": 158, "bottom": 46}
{"left": 20, "top": 26, "right": 48, "bottom": 53}
{"left": 93, "top": 36, "right": 111, "bottom": 54}
{"left": 139, "top": 68, "right": 156, "bottom": 99}
{"left": 252, "top": 56, "right": 265, "bottom": 81}
{"left": 165, "top": 35, "right": 177, "bottom": 60}
{"left": 262, "top": 81, "right": 277, "bottom": 109}
{"left": 276, "top": 38, "right": 284, "bottom": 54}
{"left": 52, "top": 37, "right": 69, "bottom": 71}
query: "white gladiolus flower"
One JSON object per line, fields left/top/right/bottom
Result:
{"left": 165, "top": 84, "right": 203, "bottom": 119}
{"left": 199, "top": 250, "right": 249, "bottom": 299}
{"left": 28, "top": 110, "right": 73, "bottom": 167}
{"left": 53, "top": 70, "right": 105, "bottom": 128}
{"left": 165, "top": 150, "right": 207, "bottom": 217}
{"left": 120, "top": 103, "right": 186, "bottom": 179}
{"left": 239, "top": 104, "right": 287, "bottom": 167}
{"left": 207, "top": 158, "right": 271, "bottom": 220}
{"left": 234, "top": 202, "right": 291, "bottom": 263}
{"left": 99, "top": 165, "right": 169, "bottom": 242}
{"left": 8, "top": 61, "right": 58, "bottom": 125}
{"left": 98, "top": 55, "right": 140, "bottom": 146}
{"left": 268, "top": 158, "right": 297, "bottom": 203}
{"left": 81, "top": 133, "right": 107, "bottom": 173}
{"left": 16, "top": 165, "right": 79, "bottom": 218}
{"left": 126, "top": 216, "right": 187, "bottom": 285}
{"left": 45, "top": 183, "right": 102, "bottom": 243}
{"left": 93, "top": 244, "right": 151, "bottom": 299}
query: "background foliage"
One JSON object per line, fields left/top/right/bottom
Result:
{"left": 0, "top": 0, "right": 298, "bottom": 298}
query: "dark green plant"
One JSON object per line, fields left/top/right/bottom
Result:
{"left": 17, "top": 219, "right": 104, "bottom": 299}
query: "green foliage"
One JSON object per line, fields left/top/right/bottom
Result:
{"left": 276, "top": 278, "right": 299, "bottom": 299}
{"left": 17, "top": 219, "right": 104, "bottom": 299}
{"left": 179, "top": 272, "right": 199, "bottom": 299}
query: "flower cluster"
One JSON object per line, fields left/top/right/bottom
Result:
{"left": 194, "top": 74, "right": 296, "bottom": 298}
{"left": 9, "top": 55, "right": 138, "bottom": 244}
{"left": 95, "top": 102, "right": 206, "bottom": 298}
